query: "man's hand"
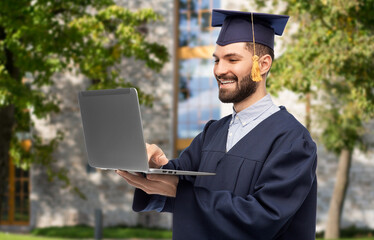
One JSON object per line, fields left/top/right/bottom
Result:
{"left": 116, "top": 170, "right": 179, "bottom": 197}
{"left": 146, "top": 143, "right": 168, "bottom": 168}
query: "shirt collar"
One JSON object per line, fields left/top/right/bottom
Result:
{"left": 231, "top": 94, "right": 275, "bottom": 127}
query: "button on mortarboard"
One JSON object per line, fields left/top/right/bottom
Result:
{"left": 211, "top": 9, "right": 289, "bottom": 50}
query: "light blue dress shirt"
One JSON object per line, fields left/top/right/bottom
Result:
{"left": 226, "top": 94, "right": 280, "bottom": 152}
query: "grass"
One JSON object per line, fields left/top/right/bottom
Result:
{"left": 1, "top": 232, "right": 374, "bottom": 240}
{"left": 103, "top": 226, "right": 172, "bottom": 239}
{"left": 30, "top": 225, "right": 172, "bottom": 239}
{"left": 2, "top": 225, "right": 374, "bottom": 240}
{"left": 316, "top": 226, "right": 374, "bottom": 240}
{"left": 0, "top": 232, "right": 71, "bottom": 240}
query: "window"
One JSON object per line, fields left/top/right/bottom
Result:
{"left": 1, "top": 159, "right": 30, "bottom": 225}
{"left": 175, "top": 0, "right": 221, "bottom": 154}
{"left": 179, "top": 0, "right": 220, "bottom": 47}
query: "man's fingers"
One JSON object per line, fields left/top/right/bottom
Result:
{"left": 146, "top": 144, "right": 160, "bottom": 160}
{"left": 147, "top": 174, "right": 179, "bottom": 194}
{"left": 147, "top": 174, "right": 177, "bottom": 184}
{"left": 146, "top": 143, "right": 169, "bottom": 168}
{"left": 157, "top": 155, "right": 169, "bottom": 165}
{"left": 116, "top": 170, "right": 143, "bottom": 182}
{"left": 116, "top": 171, "right": 146, "bottom": 187}
{"left": 116, "top": 170, "right": 178, "bottom": 197}
{"left": 116, "top": 171, "right": 176, "bottom": 186}
{"left": 116, "top": 170, "right": 152, "bottom": 192}
{"left": 125, "top": 176, "right": 150, "bottom": 192}
{"left": 116, "top": 171, "right": 166, "bottom": 194}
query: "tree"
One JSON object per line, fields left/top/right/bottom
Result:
{"left": 258, "top": 0, "right": 374, "bottom": 238}
{"left": 0, "top": 0, "right": 168, "bottom": 218}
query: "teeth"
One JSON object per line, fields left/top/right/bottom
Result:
{"left": 219, "top": 80, "right": 235, "bottom": 84}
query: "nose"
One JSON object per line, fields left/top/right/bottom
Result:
{"left": 214, "top": 61, "right": 229, "bottom": 77}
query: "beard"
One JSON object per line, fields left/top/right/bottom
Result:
{"left": 217, "top": 73, "right": 258, "bottom": 104}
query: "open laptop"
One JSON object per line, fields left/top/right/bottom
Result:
{"left": 78, "top": 88, "right": 215, "bottom": 176}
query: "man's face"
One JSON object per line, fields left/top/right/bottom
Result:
{"left": 213, "top": 42, "right": 258, "bottom": 104}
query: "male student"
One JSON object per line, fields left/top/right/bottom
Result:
{"left": 117, "top": 9, "right": 317, "bottom": 240}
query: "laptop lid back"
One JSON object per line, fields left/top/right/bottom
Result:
{"left": 78, "top": 88, "right": 149, "bottom": 171}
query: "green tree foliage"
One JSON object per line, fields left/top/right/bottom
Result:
{"left": 0, "top": 0, "right": 168, "bottom": 213}
{"left": 268, "top": 0, "right": 374, "bottom": 151}
{"left": 258, "top": 0, "right": 374, "bottom": 238}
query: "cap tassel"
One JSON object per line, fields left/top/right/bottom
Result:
{"left": 251, "top": 13, "right": 262, "bottom": 82}
{"left": 251, "top": 55, "right": 262, "bottom": 82}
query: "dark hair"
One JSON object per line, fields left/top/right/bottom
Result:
{"left": 245, "top": 42, "right": 274, "bottom": 61}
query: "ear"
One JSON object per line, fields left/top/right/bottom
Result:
{"left": 259, "top": 54, "right": 272, "bottom": 76}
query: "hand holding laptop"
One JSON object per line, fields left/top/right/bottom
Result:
{"left": 116, "top": 170, "right": 179, "bottom": 197}
{"left": 116, "top": 143, "right": 178, "bottom": 197}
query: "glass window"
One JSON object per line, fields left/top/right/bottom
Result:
{"left": 176, "top": 0, "right": 221, "bottom": 152}
{"left": 1, "top": 161, "right": 30, "bottom": 224}
{"left": 178, "top": 0, "right": 220, "bottom": 47}
{"left": 177, "top": 58, "right": 220, "bottom": 139}
{"left": 1, "top": 186, "right": 8, "bottom": 222}
{"left": 16, "top": 181, "right": 21, "bottom": 194}
{"left": 213, "top": 0, "right": 220, "bottom": 9}
{"left": 179, "top": 13, "right": 188, "bottom": 29}
{"left": 1, "top": 207, "right": 8, "bottom": 221}
{"left": 180, "top": 0, "right": 188, "bottom": 11}
{"left": 201, "top": 0, "right": 210, "bottom": 10}
{"left": 201, "top": 12, "right": 211, "bottom": 31}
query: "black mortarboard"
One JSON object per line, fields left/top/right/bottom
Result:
{"left": 212, "top": 9, "right": 289, "bottom": 50}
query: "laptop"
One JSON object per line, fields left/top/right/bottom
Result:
{"left": 78, "top": 88, "right": 215, "bottom": 176}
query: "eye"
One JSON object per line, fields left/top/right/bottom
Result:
{"left": 214, "top": 59, "right": 219, "bottom": 64}
{"left": 229, "top": 59, "right": 238, "bottom": 63}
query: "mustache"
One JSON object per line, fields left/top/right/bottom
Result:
{"left": 215, "top": 74, "right": 238, "bottom": 81}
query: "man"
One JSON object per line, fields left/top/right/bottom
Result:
{"left": 117, "top": 9, "right": 317, "bottom": 240}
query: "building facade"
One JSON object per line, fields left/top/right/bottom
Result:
{"left": 1, "top": 0, "right": 374, "bottom": 234}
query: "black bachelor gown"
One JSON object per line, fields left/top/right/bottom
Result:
{"left": 133, "top": 107, "right": 317, "bottom": 240}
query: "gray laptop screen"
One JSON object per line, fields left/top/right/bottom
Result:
{"left": 78, "top": 88, "right": 148, "bottom": 171}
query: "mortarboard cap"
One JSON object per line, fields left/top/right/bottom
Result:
{"left": 212, "top": 9, "right": 289, "bottom": 50}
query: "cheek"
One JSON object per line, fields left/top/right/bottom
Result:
{"left": 234, "top": 64, "right": 251, "bottom": 79}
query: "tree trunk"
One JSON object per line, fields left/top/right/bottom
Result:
{"left": 324, "top": 148, "right": 353, "bottom": 239}
{"left": 0, "top": 105, "right": 15, "bottom": 220}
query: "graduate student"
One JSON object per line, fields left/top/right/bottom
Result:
{"left": 117, "top": 9, "right": 317, "bottom": 240}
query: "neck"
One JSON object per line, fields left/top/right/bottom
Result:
{"left": 233, "top": 86, "right": 267, "bottom": 113}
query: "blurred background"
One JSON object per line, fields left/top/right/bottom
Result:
{"left": 0, "top": 0, "right": 373, "bottom": 239}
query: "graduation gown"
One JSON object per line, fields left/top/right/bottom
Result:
{"left": 133, "top": 107, "right": 317, "bottom": 240}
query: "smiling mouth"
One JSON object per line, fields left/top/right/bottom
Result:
{"left": 219, "top": 79, "right": 236, "bottom": 85}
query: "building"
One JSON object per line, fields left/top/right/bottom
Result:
{"left": 1, "top": 0, "right": 374, "bottom": 234}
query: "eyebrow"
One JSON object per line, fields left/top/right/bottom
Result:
{"left": 212, "top": 53, "right": 244, "bottom": 59}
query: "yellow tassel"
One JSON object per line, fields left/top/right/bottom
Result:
{"left": 250, "top": 13, "right": 262, "bottom": 82}
{"left": 251, "top": 55, "right": 262, "bottom": 82}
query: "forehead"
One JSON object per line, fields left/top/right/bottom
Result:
{"left": 213, "top": 42, "right": 250, "bottom": 57}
